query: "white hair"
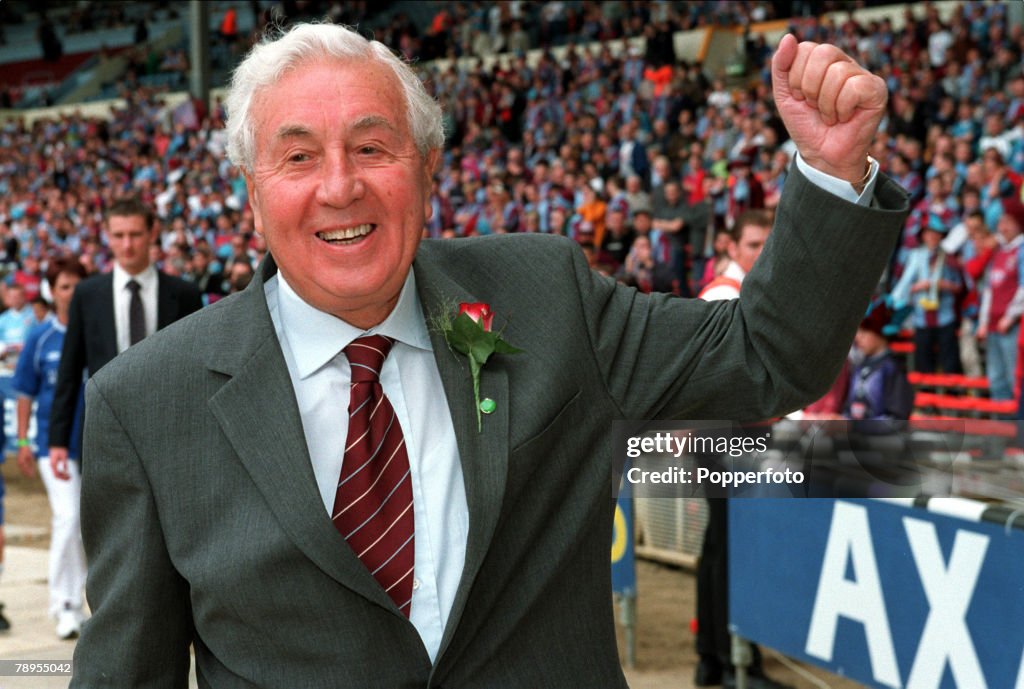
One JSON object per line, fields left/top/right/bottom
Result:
{"left": 225, "top": 23, "right": 444, "bottom": 172}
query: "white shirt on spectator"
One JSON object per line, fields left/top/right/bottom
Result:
{"left": 928, "top": 29, "right": 954, "bottom": 67}
{"left": 701, "top": 260, "right": 747, "bottom": 302}
{"left": 112, "top": 263, "right": 158, "bottom": 354}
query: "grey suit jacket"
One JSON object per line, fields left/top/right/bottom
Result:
{"left": 71, "top": 168, "right": 909, "bottom": 688}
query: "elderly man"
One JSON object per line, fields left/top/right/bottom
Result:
{"left": 71, "top": 24, "right": 907, "bottom": 688}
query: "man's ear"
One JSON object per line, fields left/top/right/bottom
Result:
{"left": 423, "top": 149, "right": 440, "bottom": 183}
{"left": 422, "top": 149, "right": 441, "bottom": 219}
{"left": 726, "top": 240, "right": 739, "bottom": 262}
{"left": 243, "top": 170, "right": 263, "bottom": 234}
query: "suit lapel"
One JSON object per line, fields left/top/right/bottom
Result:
{"left": 414, "top": 245, "right": 510, "bottom": 660}
{"left": 202, "top": 249, "right": 515, "bottom": 637}
{"left": 204, "top": 259, "right": 402, "bottom": 617}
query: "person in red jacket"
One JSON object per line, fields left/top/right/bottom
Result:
{"left": 961, "top": 211, "right": 997, "bottom": 377}
{"left": 979, "top": 198, "right": 1024, "bottom": 403}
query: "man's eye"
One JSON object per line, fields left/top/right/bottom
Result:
{"left": 359, "top": 146, "right": 379, "bottom": 155}
{"left": 289, "top": 153, "right": 310, "bottom": 162}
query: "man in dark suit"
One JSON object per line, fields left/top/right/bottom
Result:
{"left": 70, "top": 26, "right": 907, "bottom": 688}
{"left": 48, "top": 197, "right": 202, "bottom": 478}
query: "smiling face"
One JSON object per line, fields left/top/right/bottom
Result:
{"left": 245, "top": 58, "right": 438, "bottom": 327}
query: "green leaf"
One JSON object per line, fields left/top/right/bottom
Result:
{"left": 452, "top": 314, "right": 490, "bottom": 344}
{"left": 470, "top": 341, "right": 495, "bottom": 366}
{"left": 449, "top": 315, "right": 484, "bottom": 356}
{"left": 447, "top": 336, "right": 470, "bottom": 356}
{"left": 493, "top": 338, "right": 524, "bottom": 355}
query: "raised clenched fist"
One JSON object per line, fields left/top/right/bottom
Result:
{"left": 772, "top": 34, "right": 888, "bottom": 185}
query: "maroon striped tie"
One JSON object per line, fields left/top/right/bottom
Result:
{"left": 332, "top": 335, "right": 415, "bottom": 616}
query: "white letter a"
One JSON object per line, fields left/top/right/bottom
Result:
{"left": 806, "top": 502, "right": 901, "bottom": 688}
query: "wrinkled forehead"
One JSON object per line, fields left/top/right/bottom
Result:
{"left": 250, "top": 56, "right": 408, "bottom": 139}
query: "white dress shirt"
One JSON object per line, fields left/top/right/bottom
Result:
{"left": 265, "top": 270, "right": 468, "bottom": 664}
{"left": 795, "top": 152, "right": 879, "bottom": 205}
{"left": 112, "top": 263, "right": 158, "bottom": 354}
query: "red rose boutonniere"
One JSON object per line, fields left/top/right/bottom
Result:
{"left": 441, "top": 302, "right": 523, "bottom": 432}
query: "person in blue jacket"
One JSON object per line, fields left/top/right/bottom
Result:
{"left": 845, "top": 302, "right": 914, "bottom": 421}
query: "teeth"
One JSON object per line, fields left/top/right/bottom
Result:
{"left": 318, "top": 224, "right": 373, "bottom": 241}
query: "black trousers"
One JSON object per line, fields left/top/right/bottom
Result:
{"left": 913, "top": 322, "right": 961, "bottom": 374}
{"left": 696, "top": 498, "right": 762, "bottom": 668}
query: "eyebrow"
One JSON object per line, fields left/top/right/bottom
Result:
{"left": 271, "top": 116, "right": 397, "bottom": 143}
{"left": 349, "top": 115, "right": 397, "bottom": 134}
{"left": 272, "top": 124, "right": 315, "bottom": 142}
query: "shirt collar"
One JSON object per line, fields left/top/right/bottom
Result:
{"left": 723, "top": 260, "right": 747, "bottom": 282}
{"left": 112, "top": 262, "right": 157, "bottom": 291}
{"left": 1002, "top": 234, "right": 1024, "bottom": 250}
{"left": 276, "top": 269, "right": 432, "bottom": 380}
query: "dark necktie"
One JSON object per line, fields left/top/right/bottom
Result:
{"left": 127, "top": 279, "right": 145, "bottom": 346}
{"left": 331, "top": 335, "right": 415, "bottom": 616}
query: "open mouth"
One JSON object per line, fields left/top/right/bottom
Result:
{"left": 316, "top": 224, "right": 375, "bottom": 245}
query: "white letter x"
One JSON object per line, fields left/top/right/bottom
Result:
{"left": 903, "top": 517, "right": 989, "bottom": 689}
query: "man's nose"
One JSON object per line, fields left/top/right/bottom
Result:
{"left": 316, "top": 153, "right": 366, "bottom": 208}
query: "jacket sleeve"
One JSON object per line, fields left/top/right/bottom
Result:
{"left": 575, "top": 164, "right": 909, "bottom": 422}
{"left": 49, "top": 287, "right": 87, "bottom": 449}
{"left": 70, "top": 379, "right": 193, "bottom": 688}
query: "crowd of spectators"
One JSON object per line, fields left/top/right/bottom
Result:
{"left": 381, "top": 1, "right": 783, "bottom": 63}
{"left": 0, "top": 1, "right": 1023, "bottom": 411}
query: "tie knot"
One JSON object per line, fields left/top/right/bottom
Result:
{"left": 344, "top": 335, "right": 394, "bottom": 383}
{"left": 126, "top": 279, "right": 141, "bottom": 294}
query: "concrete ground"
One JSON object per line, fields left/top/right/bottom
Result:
{"left": 1, "top": 527, "right": 199, "bottom": 689}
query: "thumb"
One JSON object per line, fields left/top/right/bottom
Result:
{"left": 771, "top": 34, "right": 798, "bottom": 106}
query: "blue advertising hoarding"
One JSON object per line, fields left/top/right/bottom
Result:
{"left": 611, "top": 481, "right": 636, "bottom": 596}
{"left": 730, "top": 499, "right": 1024, "bottom": 689}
